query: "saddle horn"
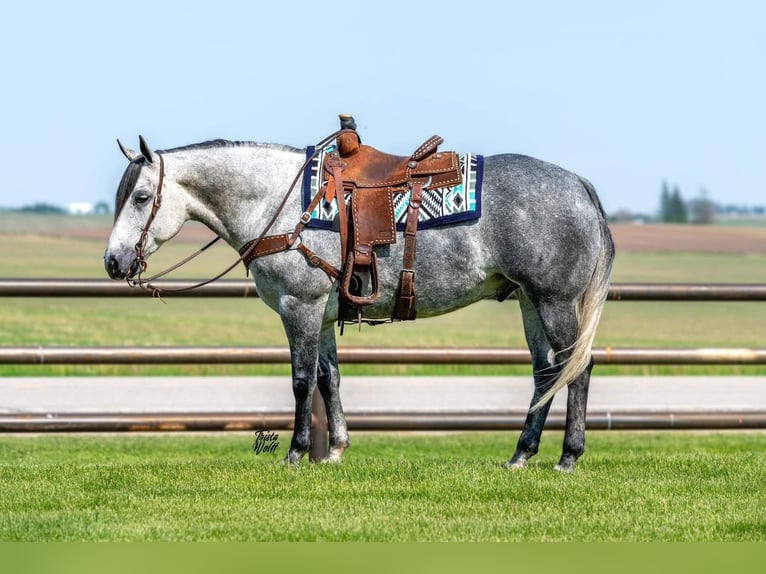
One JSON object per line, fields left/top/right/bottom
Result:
{"left": 339, "top": 113, "right": 357, "bottom": 131}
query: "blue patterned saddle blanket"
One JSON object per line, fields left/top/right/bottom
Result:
{"left": 302, "top": 147, "right": 483, "bottom": 230}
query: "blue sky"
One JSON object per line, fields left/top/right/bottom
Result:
{"left": 0, "top": 0, "right": 763, "bottom": 215}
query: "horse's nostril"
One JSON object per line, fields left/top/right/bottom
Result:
{"left": 106, "top": 255, "right": 121, "bottom": 278}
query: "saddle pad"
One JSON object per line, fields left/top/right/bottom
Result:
{"left": 302, "top": 146, "right": 483, "bottom": 230}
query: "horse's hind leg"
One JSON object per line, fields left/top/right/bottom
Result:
{"left": 316, "top": 325, "right": 350, "bottom": 462}
{"left": 557, "top": 356, "right": 593, "bottom": 472}
{"left": 537, "top": 298, "right": 591, "bottom": 472}
{"left": 508, "top": 294, "right": 590, "bottom": 471}
{"left": 506, "top": 292, "right": 556, "bottom": 468}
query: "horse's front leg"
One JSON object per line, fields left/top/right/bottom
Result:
{"left": 280, "top": 296, "right": 325, "bottom": 466}
{"left": 317, "top": 324, "right": 349, "bottom": 462}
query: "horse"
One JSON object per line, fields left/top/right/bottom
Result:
{"left": 104, "top": 131, "right": 615, "bottom": 472}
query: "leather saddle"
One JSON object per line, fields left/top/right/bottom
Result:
{"left": 321, "top": 126, "right": 462, "bottom": 322}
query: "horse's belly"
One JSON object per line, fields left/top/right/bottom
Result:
{"left": 357, "top": 233, "right": 505, "bottom": 320}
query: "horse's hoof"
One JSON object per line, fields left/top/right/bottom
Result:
{"left": 283, "top": 450, "right": 306, "bottom": 467}
{"left": 554, "top": 456, "right": 577, "bottom": 473}
{"left": 504, "top": 458, "right": 527, "bottom": 469}
{"left": 319, "top": 457, "right": 342, "bottom": 465}
{"left": 319, "top": 446, "right": 346, "bottom": 464}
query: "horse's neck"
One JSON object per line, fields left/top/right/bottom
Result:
{"left": 173, "top": 144, "right": 305, "bottom": 248}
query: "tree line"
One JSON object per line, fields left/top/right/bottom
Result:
{"left": 4, "top": 202, "right": 111, "bottom": 215}
{"left": 659, "top": 181, "right": 716, "bottom": 224}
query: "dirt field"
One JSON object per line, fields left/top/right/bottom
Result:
{"left": 609, "top": 223, "right": 766, "bottom": 254}
{"left": 3, "top": 213, "right": 766, "bottom": 254}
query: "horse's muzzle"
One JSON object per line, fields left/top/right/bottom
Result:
{"left": 104, "top": 251, "right": 139, "bottom": 280}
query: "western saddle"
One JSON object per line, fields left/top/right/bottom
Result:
{"left": 323, "top": 115, "right": 462, "bottom": 323}
{"left": 238, "top": 115, "right": 463, "bottom": 326}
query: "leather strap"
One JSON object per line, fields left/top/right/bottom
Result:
{"left": 238, "top": 233, "right": 341, "bottom": 280}
{"left": 288, "top": 176, "right": 332, "bottom": 247}
{"left": 326, "top": 157, "right": 349, "bottom": 266}
{"left": 410, "top": 135, "right": 443, "bottom": 161}
{"left": 239, "top": 234, "right": 293, "bottom": 267}
{"left": 392, "top": 179, "right": 424, "bottom": 320}
{"left": 296, "top": 242, "right": 342, "bottom": 280}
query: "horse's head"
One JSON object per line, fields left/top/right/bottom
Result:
{"left": 104, "top": 136, "right": 188, "bottom": 280}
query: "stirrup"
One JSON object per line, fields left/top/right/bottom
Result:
{"left": 341, "top": 251, "right": 379, "bottom": 306}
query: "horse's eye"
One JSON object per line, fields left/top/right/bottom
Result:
{"left": 134, "top": 191, "right": 151, "bottom": 205}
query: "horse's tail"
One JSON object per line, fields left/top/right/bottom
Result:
{"left": 532, "top": 176, "right": 615, "bottom": 411}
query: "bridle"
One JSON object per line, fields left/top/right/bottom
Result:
{"left": 126, "top": 151, "right": 225, "bottom": 294}
{"left": 126, "top": 128, "right": 348, "bottom": 296}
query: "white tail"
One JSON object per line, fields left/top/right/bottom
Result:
{"left": 532, "top": 179, "right": 615, "bottom": 411}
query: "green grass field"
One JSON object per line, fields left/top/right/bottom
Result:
{"left": 1, "top": 432, "right": 764, "bottom": 541}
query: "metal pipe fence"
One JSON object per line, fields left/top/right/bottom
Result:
{"left": 2, "top": 280, "right": 765, "bottom": 438}
{"left": 1, "top": 345, "right": 766, "bottom": 365}
{"left": 1, "top": 279, "right": 766, "bottom": 300}
{"left": 1, "top": 411, "right": 763, "bottom": 433}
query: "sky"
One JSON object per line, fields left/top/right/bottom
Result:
{"left": 0, "top": 0, "right": 763, "bottom": 216}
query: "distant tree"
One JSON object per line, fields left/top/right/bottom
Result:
{"left": 689, "top": 189, "right": 716, "bottom": 224}
{"left": 662, "top": 185, "right": 687, "bottom": 223}
{"left": 659, "top": 180, "right": 672, "bottom": 222}
{"left": 18, "top": 203, "right": 66, "bottom": 214}
{"left": 676, "top": 187, "right": 688, "bottom": 222}
{"left": 93, "top": 201, "right": 111, "bottom": 215}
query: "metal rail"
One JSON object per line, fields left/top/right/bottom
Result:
{"left": 1, "top": 345, "right": 766, "bottom": 365}
{"left": 0, "top": 279, "right": 259, "bottom": 298}
{"left": 1, "top": 279, "right": 766, "bottom": 300}
{"left": 2, "top": 279, "right": 765, "bottom": 437}
{"left": 1, "top": 411, "right": 763, "bottom": 433}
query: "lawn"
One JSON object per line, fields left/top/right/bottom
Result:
{"left": 0, "top": 432, "right": 763, "bottom": 541}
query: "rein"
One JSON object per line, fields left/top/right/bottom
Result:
{"left": 126, "top": 128, "right": 349, "bottom": 296}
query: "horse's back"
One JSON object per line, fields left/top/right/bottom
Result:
{"left": 481, "top": 153, "right": 600, "bottom": 219}
{"left": 478, "top": 154, "right": 608, "bottom": 298}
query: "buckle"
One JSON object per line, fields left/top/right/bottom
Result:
{"left": 299, "top": 211, "right": 312, "bottom": 224}
{"left": 288, "top": 235, "right": 303, "bottom": 250}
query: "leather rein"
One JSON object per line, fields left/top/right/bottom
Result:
{"left": 127, "top": 128, "right": 349, "bottom": 296}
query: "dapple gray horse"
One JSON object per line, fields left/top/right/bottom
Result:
{"left": 104, "top": 133, "right": 614, "bottom": 471}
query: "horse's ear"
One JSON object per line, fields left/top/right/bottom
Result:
{"left": 138, "top": 134, "right": 158, "bottom": 164}
{"left": 117, "top": 139, "right": 140, "bottom": 161}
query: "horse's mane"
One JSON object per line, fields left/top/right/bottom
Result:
{"left": 157, "top": 140, "right": 303, "bottom": 155}
{"left": 114, "top": 140, "right": 303, "bottom": 215}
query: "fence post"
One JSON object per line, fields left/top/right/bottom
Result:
{"left": 310, "top": 388, "right": 328, "bottom": 461}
